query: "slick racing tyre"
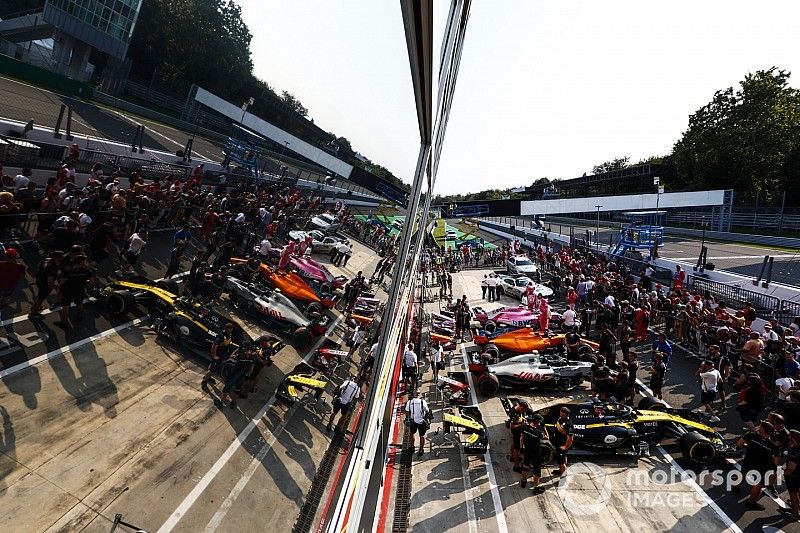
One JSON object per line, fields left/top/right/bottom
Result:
{"left": 477, "top": 373, "right": 500, "bottom": 397}
{"left": 305, "top": 301, "right": 323, "bottom": 319}
{"left": 320, "top": 282, "right": 332, "bottom": 296}
{"left": 679, "top": 431, "right": 717, "bottom": 464}
{"left": 157, "top": 279, "right": 180, "bottom": 295}
{"left": 483, "top": 343, "right": 501, "bottom": 361}
{"left": 538, "top": 441, "right": 556, "bottom": 465}
{"left": 105, "top": 290, "right": 135, "bottom": 314}
{"left": 638, "top": 396, "right": 667, "bottom": 411}
{"left": 292, "top": 327, "right": 313, "bottom": 349}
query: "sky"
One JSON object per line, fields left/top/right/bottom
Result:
{"left": 234, "top": 0, "right": 800, "bottom": 196}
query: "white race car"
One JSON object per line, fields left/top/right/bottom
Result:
{"left": 469, "top": 352, "right": 592, "bottom": 396}
{"left": 288, "top": 229, "right": 344, "bottom": 254}
{"left": 498, "top": 275, "right": 552, "bottom": 299}
{"left": 506, "top": 255, "right": 537, "bottom": 276}
{"left": 309, "top": 213, "right": 341, "bottom": 234}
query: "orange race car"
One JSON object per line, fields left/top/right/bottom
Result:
{"left": 473, "top": 326, "right": 598, "bottom": 361}
{"left": 230, "top": 258, "right": 335, "bottom": 310}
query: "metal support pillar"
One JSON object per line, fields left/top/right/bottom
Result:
{"left": 65, "top": 107, "right": 73, "bottom": 141}
{"left": 54, "top": 104, "right": 65, "bottom": 138}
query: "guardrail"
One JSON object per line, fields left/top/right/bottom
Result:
{"left": 544, "top": 215, "right": 800, "bottom": 249}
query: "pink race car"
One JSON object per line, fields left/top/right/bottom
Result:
{"left": 290, "top": 255, "right": 347, "bottom": 293}
{"left": 472, "top": 305, "right": 563, "bottom": 333}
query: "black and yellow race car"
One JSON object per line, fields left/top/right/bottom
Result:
{"left": 501, "top": 396, "right": 739, "bottom": 465}
{"left": 95, "top": 277, "right": 249, "bottom": 358}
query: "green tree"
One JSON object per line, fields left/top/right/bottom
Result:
{"left": 280, "top": 91, "right": 308, "bottom": 117}
{"left": 128, "top": 0, "right": 253, "bottom": 98}
{"left": 672, "top": 68, "right": 800, "bottom": 202}
{"left": 592, "top": 157, "right": 629, "bottom": 174}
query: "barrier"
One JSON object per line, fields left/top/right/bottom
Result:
{"left": 0, "top": 53, "right": 93, "bottom": 98}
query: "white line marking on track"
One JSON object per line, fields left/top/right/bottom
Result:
{"left": 448, "top": 355, "right": 478, "bottom": 533}
{"left": 157, "top": 314, "right": 344, "bottom": 533}
{"left": 0, "top": 318, "right": 143, "bottom": 378}
{"left": 203, "top": 403, "right": 300, "bottom": 532}
{"left": 636, "top": 377, "right": 784, "bottom": 517}
{"left": 461, "top": 346, "right": 509, "bottom": 533}
{"left": 656, "top": 445, "right": 744, "bottom": 533}
{"left": 0, "top": 272, "right": 188, "bottom": 328}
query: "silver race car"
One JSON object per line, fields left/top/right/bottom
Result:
{"left": 468, "top": 351, "right": 593, "bottom": 397}
{"left": 225, "top": 276, "right": 329, "bottom": 349}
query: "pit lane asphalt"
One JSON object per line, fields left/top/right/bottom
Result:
{"left": 0, "top": 236, "right": 381, "bottom": 532}
{"left": 0, "top": 74, "right": 221, "bottom": 161}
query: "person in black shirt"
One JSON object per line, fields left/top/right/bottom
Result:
{"left": 508, "top": 400, "right": 531, "bottom": 473}
{"left": 781, "top": 430, "right": 800, "bottom": 521}
{"left": 598, "top": 323, "right": 618, "bottom": 368}
{"left": 519, "top": 414, "right": 548, "bottom": 494}
{"left": 550, "top": 407, "right": 574, "bottom": 477}
{"left": 56, "top": 254, "right": 93, "bottom": 328}
{"left": 650, "top": 352, "right": 666, "bottom": 400}
{"left": 708, "top": 345, "right": 731, "bottom": 410}
{"left": 218, "top": 343, "right": 255, "bottom": 409}
{"left": 28, "top": 250, "right": 63, "bottom": 318}
{"left": 625, "top": 351, "right": 639, "bottom": 406}
{"left": 735, "top": 421, "right": 781, "bottom": 510}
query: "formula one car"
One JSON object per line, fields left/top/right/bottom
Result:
{"left": 290, "top": 255, "right": 347, "bottom": 292}
{"left": 500, "top": 396, "right": 740, "bottom": 465}
{"left": 276, "top": 362, "right": 329, "bottom": 405}
{"left": 469, "top": 352, "right": 592, "bottom": 396}
{"left": 436, "top": 372, "right": 471, "bottom": 405}
{"left": 96, "top": 277, "right": 248, "bottom": 358}
{"left": 442, "top": 405, "right": 489, "bottom": 455}
{"left": 225, "top": 277, "right": 328, "bottom": 349}
{"left": 288, "top": 229, "right": 345, "bottom": 254}
{"left": 231, "top": 258, "right": 335, "bottom": 310}
{"left": 473, "top": 327, "right": 597, "bottom": 361}
{"left": 472, "top": 305, "right": 562, "bottom": 332}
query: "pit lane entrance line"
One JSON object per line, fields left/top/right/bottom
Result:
{"left": 0, "top": 318, "right": 144, "bottom": 378}
{"left": 203, "top": 402, "right": 300, "bottom": 532}
{"left": 635, "top": 378, "right": 744, "bottom": 532}
{"left": 460, "top": 346, "right": 509, "bottom": 533}
{"left": 157, "top": 314, "right": 344, "bottom": 533}
{"left": 450, "top": 355, "right": 478, "bottom": 533}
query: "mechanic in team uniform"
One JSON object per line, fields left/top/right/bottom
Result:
{"left": 217, "top": 341, "right": 256, "bottom": 409}
{"left": 519, "top": 414, "right": 548, "bottom": 494}
{"left": 508, "top": 400, "right": 532, "bottom": 473}
{"left": 782, "top": 430, "right": 800, "bottom": 521}
{"left": 551, "top": 407, "right": 573, "bottom": 477}
{"left": 735, "top": 420, "right": 781, "bottom": 510}
{"left": 202, "top": 322, "right": 236, "bottom": 391}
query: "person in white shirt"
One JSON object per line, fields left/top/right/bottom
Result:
{"left": 697, "top": 360, "right": 721, "bottom": 423}
{"left": 77, "top": 213, "right": 92, "bottom": 235}
{"left": 327, "top": 377, "right": 360, "bottom": 432}
{"left": 486, "top": 274, "right": 499, "bottom": 302}
{"left": 562, "top": 308, "right": 577, "bottom": 331}
{"left": 604, "top": 294, "right": 616, "bottom": 308}
{"left": 120, "top": 231, "right": 147, "bottom": 274}
{"left": 405, "top": 389, "right": 431, "bottom": 456}
{"left": 776, "top": 375, "right": 795, "bottom": 402}
{"left": 431, "top": 342, "right": 444, "bottom": 381}
{"left": 348, "top": 326, "right": 367, "bottom": 358}
{"left": 256, "top": 238, "right": 272, "bottom": 260}
{"left": 402, "top": 343, "right": 419, "bottom": 389}
{"left": 13, "top": 170, "right": 31, "bottom": 191}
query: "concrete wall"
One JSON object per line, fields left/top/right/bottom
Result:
{"left": 520, "top": 190, "right": 726, "bottom": 216}
{"left": 194, "top": 88, "right": 354, "bottom": 179}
